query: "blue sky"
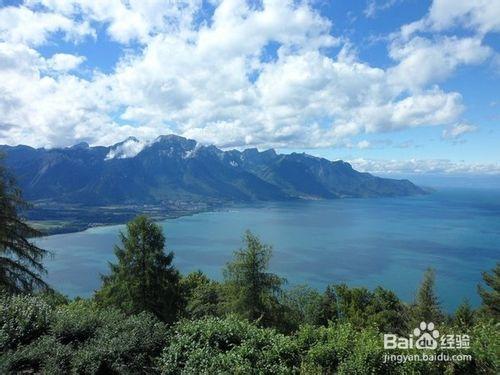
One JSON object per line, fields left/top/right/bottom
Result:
{"left": 0, "top": 0, "right": 499, "bottom": 177}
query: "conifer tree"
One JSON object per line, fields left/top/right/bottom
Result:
{"left": 0, "top": 155, "right": 49, "bottom": 293}
{"left": 412, "top": 268, "right": 444, "bottom": 324}
{"left": 313, "top": 285, "right": 338, "bottom": 326}
{"left": 454, "top": 299, "right": 475, "bottom": 329}
{"left": 95, "top": 215, "right": 181, "bottom": 323}
{"left": 477, "top": 262, "right": 500, "bottom": 319}
{"left": 223, "top": 230, "right": 283, "bottom": 324}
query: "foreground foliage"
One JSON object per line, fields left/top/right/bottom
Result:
{"left": 1, "top": 293, "right": 498, "bottom": 374}
{"left": 160, "top": 315, "right": 300, "bottom": 374}
{"left": 0, "top": 294, "right": 167, "bottom": 374}
{"left": 0, "top": 156, "right": 49, "bottom": 293}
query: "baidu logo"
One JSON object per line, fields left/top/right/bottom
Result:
{"left": 413, "top": 322, "right": 439, "bottom": 349}
{"left": 384, "top": 321, "right": 439, "bottom": 350}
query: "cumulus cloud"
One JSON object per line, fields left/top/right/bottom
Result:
{"left": 0, "top": 5, "right": 94, "bottom": 46}
{"left": 28, "top": 0, "right": 202, "bottom": 44}
{"left": 0, "top": 42, "right": 144, "bottom": 147}
{"left": 47, "top": 53, "right": 86, "bottom": 71}
{"left": 442, "top": 122, "right": 477, "bottom": 140}
{"left": 401, "top": 0, "right": 500, "bottom": 37}
{"left": 0, "top": 0, "right": 497, "bottom": 150}
{"left": 350, "top": 158, "right": 500, "bottom": 175}
{"left": 388, "top": 36, "right": 492, "bottom": 90}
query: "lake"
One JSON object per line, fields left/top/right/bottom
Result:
{"left": 37, "top": 188, "right": 500, "bottom": 312}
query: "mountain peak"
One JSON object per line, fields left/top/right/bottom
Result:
{"left": 70, "top": 142, "right": 90, "bottom": 150}
{"left": 106, "top": 137, "right": 146, "bottom": 160}
{"left": 154, "top": 134, "right": 190, "bottom": 143}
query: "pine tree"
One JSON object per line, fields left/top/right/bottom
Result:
{"left": 314, "top": 285, "right": 338, "bottom": 326}
{"left": 477, "top": 262, "right": 500, "bottom": 319}
{"left": 454, "top": 299, "right": 475, "bottom": 329}
{"left": 95, "top": 215, "right": 181, "bottom": 323}
{"left": 223, "top": 230, "right": 283, "bottom": 324}
{"left": 412, "top": 268, "right": 444, "bottom": 324}
{"left": 0, "top": 155, "right": 49, "bottom": 293}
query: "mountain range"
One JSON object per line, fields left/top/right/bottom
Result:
{"left": 1, "top": 135, "right": 424, "bottom": 207}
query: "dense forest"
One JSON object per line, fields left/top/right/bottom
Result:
{"left": 1, "top": 156, "right": 499, "bottom": 374}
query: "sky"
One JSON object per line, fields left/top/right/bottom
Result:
{"left": 0, "top": 0, "right": 499, "bottom": 178}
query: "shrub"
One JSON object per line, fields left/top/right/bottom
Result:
{"left": 72, "top": 311, "right": 168, "bottom": 374}
{"left": 297, "top": 322, "right": 395, "bottom": 374}
{"left": 0, "top": 295, "right": 168, "bottom": 374}
{"left": 0, "top": 294, "right": 52, "bottom": 351}
{"left": 159, "top": 315, "right": 300, "bottom": 374}
{"left": 0, "top": 335, "right": 72, "bottom": 374}
{"left": 50, "top": 299, "right": 111, "bottom": 345}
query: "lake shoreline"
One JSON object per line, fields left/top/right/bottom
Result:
{"left": 29, "top": 191, "right": 434, "bottom": 236}
{"left": 28, "top": 201, "right": 226, "bottom": 236}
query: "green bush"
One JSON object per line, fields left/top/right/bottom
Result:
{"left": 0, "top": 294, "right": 52, "bottom": 350}
{"left": 0, "top": 296, "right": 168, "bottom": 374}
{"left": 50, "top": 299, "right": 110, "bottom": 344}
{"left": 297, "top": 322, "right": 395, "bottom": 374}
{"left": 159, "top": 315, "right": 300, "bottom": 374}
{"left": 71, "top": 311, "right": 168, "bottom": 374}
{"left": 467, "top": 319, "right": 499, "bottom": 374}
{"left": 0, "top": 335, "right": 72, "bottom": 374}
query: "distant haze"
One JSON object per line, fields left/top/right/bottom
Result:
{"left": 376, "top": 174, "right": 500, "bottom": 189}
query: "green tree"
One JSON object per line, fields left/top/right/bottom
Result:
{"left": 412, "top": 268, "right": 444, "bottom": 324}
{"left": 314, "top": 285, "right": 339, "bottom": 326}
{"left": 181, "top": 270, "right": 222, "bottom": 319}
{"left": 280, "top": 285, "right": 323, "bottom": 330}
{"left": 477, "top": 262, "right": 500, "bottom": 319}
{"left": 334, "top": 284, "right": 372, "bottom": 326}
{"left": 453, "top": 299, "right": 475, "bottom": 329}
{"left": 95, "top": 215, "right": 181, "bottom": 323}
{"left": 223, "top": 231, "right": 283, "bottom": 325}
{"left": 0, "top": 156, "right": 49, "bottom": 293}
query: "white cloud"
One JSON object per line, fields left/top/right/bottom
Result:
{"left": 442, "top": 122, "right": 477, "bottom": 140}
{"left": 47, "top": 53, "right": 85, "bottom": 71}
{"left": 0, "top": 0, "right": 495, "bottom": 151}
{"left": 364, "top": 0, "right": 401, "bottom": 19}
{"left": 350, "top": 158, "right": 500, "bottom": 175}
{"left": 105, "top": 137, "right": 147, "bottom": 159}
{"left": 402, "top": 0, "right": 500, "bottom": 37}
{"left": 0, "top": 5, "right": 93, "bottom": 46}
{"left": 388, "top": 36, "right": 492, "bottom": 90}
{"left": 0, "top": 42, "right": 165, "bottom": 147}
{"left": 357, "top": 140, "right": 371, "bottom": 149}
{"left": 28, "top": 0, "right": 202, "bottom": 44}
{"left": 392, "top": 1, "right": 498, "bottom": 94}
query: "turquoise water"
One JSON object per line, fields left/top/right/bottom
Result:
{"left": 38, "top": 188, "right": 500, "bottom": 312}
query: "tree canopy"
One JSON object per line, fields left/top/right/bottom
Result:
{"left": 0, "top": 155, "right": 49, "bottom": 294}
{"left": 223, "top": 230, "right": 284, "bottom": 325}
{"left": 95, "top": 215, "right": 181, "bottom": 323}
{"left": 412, "top": 267, "right": 444, "bottom": 325}
{"left": 478, "top": 262, "right": 500, "bottom": 319}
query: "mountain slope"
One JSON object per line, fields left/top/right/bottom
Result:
{"left": 0, "top": 135, "right": 424, "bottom": 206}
